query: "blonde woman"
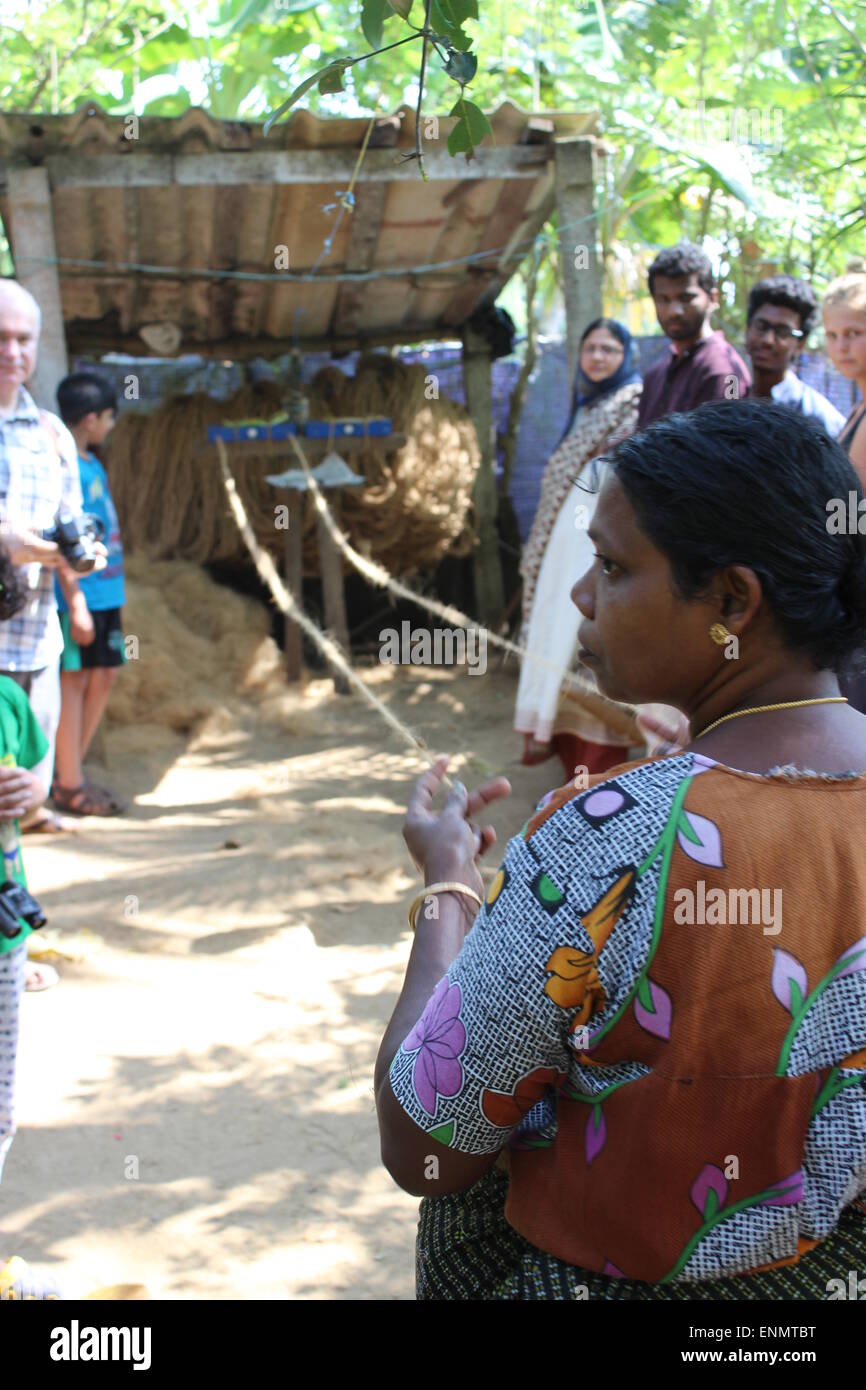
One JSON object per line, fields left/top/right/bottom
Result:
{"left": 823, "top": 260, "right": 866, "bottom": 485}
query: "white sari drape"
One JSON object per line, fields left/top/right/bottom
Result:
{"left": 513, "top": 484, "right": 620, "bottom": 744}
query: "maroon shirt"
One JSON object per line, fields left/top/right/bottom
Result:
{"left": 637, "top": 330, "right": 752, "bottom": 428}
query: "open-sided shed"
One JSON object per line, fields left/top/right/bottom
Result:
{"left": 0, "top": 99, "right": 603, "bottom": 619}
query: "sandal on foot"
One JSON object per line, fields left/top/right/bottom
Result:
{"left": 20, "top": 807, "right": 82, "bottom": 835}
{"left": 51, "top": 780, "right": 124, "bottom": 817}
{"left": 521, "top": 735, "right": 555, "bottom": 767}
{"left": 0, "top": 1255, "right": 62, "bottom": 1299}
{"left": 83, "top": 779, "right": 127, "bottom": 814}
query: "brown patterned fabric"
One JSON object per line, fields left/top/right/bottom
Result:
{"left": 390, "top": 753, "right": 866, "bottom": 1286}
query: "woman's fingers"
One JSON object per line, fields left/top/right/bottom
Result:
{"left": 405, "top": 755, "right": 450, "bottom": 820}
{"left": 479, "top": 826, "right": 497, "bottom": 854}
{"left": 636, "top": 708, "right": 689, "bottom": 752}
{"left": 466, "top": 777, "right": 512, "bottom": 816}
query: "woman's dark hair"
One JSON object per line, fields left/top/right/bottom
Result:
{"left": 747, "top": 275, "right": 819, "bottom": 338}
{"left": 0, "top": 542, "right": 29, "bottom": 622}
{"left": 647, "top": 242, "right": 715, "bottom": 296}
{"left": 580, "top": 317, "right": 628, "bottom": 349}
{"left": 611, "top": 399, "right": 866, "bottom": 673}
{"left": 56, "top": 370, "right": 117, "bottom": 427}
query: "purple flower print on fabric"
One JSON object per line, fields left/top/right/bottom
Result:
{"left": 676, "top": 810, "right": 725, "bottom": 868}
{"left": 690, "top": 1163, "right": 729, "bottom": 1221}
{"left": 771, "top": 949, "right": 808, "bottom": 1014}
{"left": 585, "top": 1105, "right": 606, "bottom": 1165}
{"left": 403, "top": 976, "right": 466, "bottom": 1117}
{"left": 633, "top": 977, "right": 673, "bottom": 1040}
{"left": 758, "top": 1171, "right": 804, "bottom": 1207}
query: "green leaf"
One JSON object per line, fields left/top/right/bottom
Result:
{"left": 789, "top": 978, "right": 803, "bottom": 1016}
{"left": 436, "top": 0, "right": 478, "bottom": 24}
{"left": 208, "top": 0, "right": 275, "bottom": 40}
{"left": 703, "top": 1186, "right": 720, "bottom": 1222}
{"left": 636, "top": 974, "right": 655, "bottom": 1013}
{"left": 430, "top": 0, "right": 474, "bottom": 50}
{"left": 362, "top": 0, "right": 390, "bottom": 49}
{"left": 676, "top": 811, "right": 701, "bottom": 845}
{"left": 387, "top": 0, "right": 414, "bottom": 19}
{"left": 535, "top": 872, "right": 565, "bottom": 908}
{"left": 318, "top": 64, "right": 346, "bottom": 95}
{"left": 428, "top": 1119, "right": 455, "bottom": 1145}
{"left": 264, "top": 59, "right": 349, "bottom": 132}
{"left": 443, "top": 48, "right": 477, "bottom": 84}
{"left": 446, "top": 97, "right": 492, "bottom": 158}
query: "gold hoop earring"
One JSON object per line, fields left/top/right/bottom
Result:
{"left": 709, "top": 622, "right": 731, "bottom": 646}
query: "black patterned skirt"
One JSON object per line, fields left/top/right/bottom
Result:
{"left": 416, "top": 1168, "right": 866, "bottom": 1300}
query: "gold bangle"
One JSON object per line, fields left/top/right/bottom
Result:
{"left": 408, "top": 881, "right": 483, "bottom": 932}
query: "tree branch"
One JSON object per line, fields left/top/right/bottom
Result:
{"left": 414, "top": 0, "right": 434, "bottom": 181}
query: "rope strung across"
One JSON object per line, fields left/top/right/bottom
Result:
{"left": 285, "top": 431, "right": 641, "bottom": 745}
{"left": 215, "top": 437, "right": 449, "bottom": 782}
{"left": 216, "top": 433, "right": 641, "bottom": 784}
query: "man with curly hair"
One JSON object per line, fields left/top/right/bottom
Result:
{"left": 637, "top": 242, "right": 751, "bottom": 427}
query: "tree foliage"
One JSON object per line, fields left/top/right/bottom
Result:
{"left": 1, "top": 0, "right": 863, "bottom": 323}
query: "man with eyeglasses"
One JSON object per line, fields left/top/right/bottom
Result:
{"left": 745, "top": 275, "right": 844, "bottom": 436}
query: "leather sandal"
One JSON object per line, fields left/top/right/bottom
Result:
{"left": 50, "top": 780, "right": 125, "bottom": 817}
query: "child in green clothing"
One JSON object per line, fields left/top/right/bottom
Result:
{"left": 0, "top": 542, "right": 49, "bottom": 1186}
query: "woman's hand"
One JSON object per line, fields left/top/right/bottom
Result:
{"left": 403, "top": 755, "right": 512, "bottom": 896}
{"left": 636, "top": 705, "right": 690, "bottom": 756}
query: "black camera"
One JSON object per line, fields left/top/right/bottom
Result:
{"left": 0, "top": 879, "right": 46, "bottom": 940}
{"left": 42, "top": 512, "right": 105, "bottom": 574}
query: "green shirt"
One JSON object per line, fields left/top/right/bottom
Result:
{"left": 0, "top": 675, "right": 48, "bottom": 955}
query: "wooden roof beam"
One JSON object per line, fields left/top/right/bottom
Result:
{"left": 38, "top": 146, "right": 552, "bottom": 190}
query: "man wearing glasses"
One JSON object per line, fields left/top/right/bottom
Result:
{"left": 745, "top": 275, "right": 845, "bottom": 435}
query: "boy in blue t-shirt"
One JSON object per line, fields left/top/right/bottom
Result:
{"left": 52, "top": 372, "right": 126, "bottom": 817}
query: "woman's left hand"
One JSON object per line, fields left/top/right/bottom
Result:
{"left": 403, "top": 755, "right": 512, "bottom": 895}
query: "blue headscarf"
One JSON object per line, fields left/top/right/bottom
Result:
{"left": 557, "top": 318, "right": 642, "bottom": 446}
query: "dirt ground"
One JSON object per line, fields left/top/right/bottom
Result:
{"left": 1, "top": 661, "right": 554, "bottom": 1300}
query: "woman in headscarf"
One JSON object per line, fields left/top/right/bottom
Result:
{"left": 514, "top": 318, "right": 643, "bottom": 780}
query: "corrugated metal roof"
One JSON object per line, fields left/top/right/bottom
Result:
{"left": 0, "top": 101, "right": 598, "bottom": 357}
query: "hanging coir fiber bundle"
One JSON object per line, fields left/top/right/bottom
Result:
{"left": 105, "top": 357, "right": 480, "bottom": 578}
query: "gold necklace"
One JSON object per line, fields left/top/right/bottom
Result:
{"left": 695, "top": 697, "right": 849, "bottom": 740}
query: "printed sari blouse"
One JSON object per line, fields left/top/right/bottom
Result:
{"left": 388, "top": 751, "right": 866, "bottom": 1284}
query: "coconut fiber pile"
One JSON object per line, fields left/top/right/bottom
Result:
{"left": 105, "top": 356, "right": 481, "bottom": 578}
{"left": 106, "top": 553, "right": 286, "bottom": 734}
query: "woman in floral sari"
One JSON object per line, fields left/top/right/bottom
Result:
{"left": 515, "top": 318, "right": 642, "bottom": 780}
{"left": 376, "top": 400, "right": 866, "bottom": 1300}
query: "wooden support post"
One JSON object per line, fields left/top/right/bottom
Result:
{"left": 316, "top": 509, "right": 351, "bottom": 696}
{"left": 462, "top": 323, "right": 504, "bottom": 627}
{"left": 282, "top": 500, "right": 303, "bottom": 682}
{"left": 553, "top": 139, "right": 603, "bottom": 389}
{"left": 4, "top": 166, "right": 69, "bottom": 409}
